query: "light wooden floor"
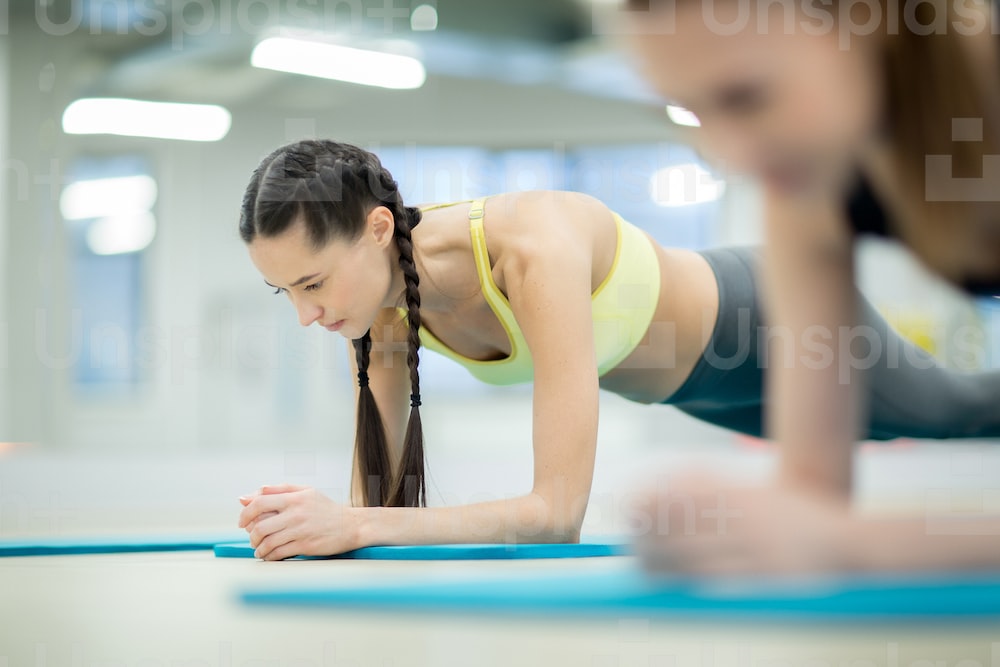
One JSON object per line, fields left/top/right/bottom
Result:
{"left": 2, "top": 440, "right": 999, "bottom": 666}
{"left": 2, "top": 549, "right": 999, "bottom": 667}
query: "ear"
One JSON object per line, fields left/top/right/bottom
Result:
{"left": 367, "top": 206, "right": 396, "bottom": 249}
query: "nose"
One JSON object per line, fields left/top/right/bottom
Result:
{"left": 294, "top": 298, "right": 324, "bottom": 328}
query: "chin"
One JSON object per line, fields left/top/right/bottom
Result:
{"left": 342, "top": 322, "right": 373, "bottom": 341}
{"left": 337, "top": 310, "right": 382, "bottom": 340}
{"left": 341, "top": 327, "right": 364, "bottom": 341}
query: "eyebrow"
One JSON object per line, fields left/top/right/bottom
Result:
{"left": 265, "top": 273, "right": 321, "bottom": 289}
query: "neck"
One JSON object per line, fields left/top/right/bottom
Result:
{"left": 383, "top": 224, "right": 455, "bottom": 314}
{"left": 380, "top": 244, "right": 407, "bottom": 311}
{"left": 381, "top": 237, "right": 442, "bottom": 313}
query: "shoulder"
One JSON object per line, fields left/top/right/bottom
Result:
{"left": 486, "top": 191, "right": 608, "bottom": 261}
{"left": 489, "top": 190, "right": 609, "bottom": 228}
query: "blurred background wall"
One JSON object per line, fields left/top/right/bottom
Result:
{"left": 0, "top": 0, "right": 996, "bottom": 535}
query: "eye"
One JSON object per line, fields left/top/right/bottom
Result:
{"left": 717, "top": 84, "right": 766, "bottom": 116}
{"left": 303, "top": 280, "right": 324, "bottom": 293}
{"left": 272, "top": 287, "right": 287, "bottom": 296}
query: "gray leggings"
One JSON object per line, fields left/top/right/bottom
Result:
{"left": 664, "top": 247, "right": 1000, "bottom": 440}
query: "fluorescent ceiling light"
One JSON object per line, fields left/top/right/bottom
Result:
{"left": 86, "top": 212, "right": 157, "bottom": 255}
{"left": 411, "top": 4, "right": 438, "bottom": 31}
{"left": 650, "top": 163, "right": 726, "bottom": 207}
{"left": 666, "top": 104, "right": 700, "bottom": 128}
{"left": 60, "top": 174, "right": 158, "bottom": 221}
{"left": 62, "top": 98, "right": 231, "bottom": 142}
{"left": 251, "top": 36, "right": 426, "bottom": 90}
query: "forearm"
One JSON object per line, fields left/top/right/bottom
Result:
{"left": 350, "top": 492, "right": 581, "bottom": 548}
{"left": 851, "top": 515, "right": 1000, "bottom": 572}
{"left": 762, "top": 194, "right": 858, "bottom": 497}
{"left": 770, "top": 352, "right": 858, "bottom": 496}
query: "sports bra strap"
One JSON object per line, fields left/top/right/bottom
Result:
{"left": 468, "top": 198, "right": 486, "bottom": 221}
{"left": 419, "top": 199, "right": 474, "bottom": 213}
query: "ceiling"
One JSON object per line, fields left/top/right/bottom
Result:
{"left": 14, "top": 0, "right": 658, "bottom": 113}
{"left": 18, "top": 0, "right": 596, "bottom": 46}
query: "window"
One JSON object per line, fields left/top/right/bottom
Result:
{"left": 60, "top": 156, "right": 156, "bottom": 393}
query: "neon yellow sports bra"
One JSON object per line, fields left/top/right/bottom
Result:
{"left": 405, "top": 197, "right": 661, "bottom": 386}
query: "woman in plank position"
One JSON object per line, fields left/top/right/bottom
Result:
{"left": 624, "top": 0, "right": 1000, "bottom": 572}
{"left": 236, "top": 139, "right": 1000, "bottom": 561}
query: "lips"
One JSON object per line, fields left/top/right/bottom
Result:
{"left": 759, "top": 163, "right": 809, "bottom": 193}
{"left": 324, "top": 320, "right": 345, "bottom": 332}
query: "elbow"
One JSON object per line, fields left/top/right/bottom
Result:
{"left": 519, "top": 492, "right": 586, "bottom": 544}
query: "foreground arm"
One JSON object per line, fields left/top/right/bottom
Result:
{"left": 762, "top": 189, "right": 860, "bottom": 497}
{"left": 632, "top": 189, "right": 874, "bottom": 573}
{"left": 632, "top": 470, "right": 1000, "bottom": 574}
{"left": 634, "top": 188, "right": 1000, "bottom": 574}
{"left": 855, "top": 515, "right": 1000, "bottom": 572}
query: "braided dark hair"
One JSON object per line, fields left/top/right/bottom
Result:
{"left": 240, "top": 140, "right": 426, "bottom": 507}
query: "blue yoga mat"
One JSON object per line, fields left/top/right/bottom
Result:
{"left": 240, "top": 569, "right": 1000, "bottom": 620}
{"left": 215, "top": 539, "right": 631, "bottom": 560}
{"left": 0, "top": 532, "right": 247, "bottom": 557}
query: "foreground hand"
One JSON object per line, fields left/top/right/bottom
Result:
{"left": 237, "top": 484, "right": 359, "bottom": 561}
{"left": 630, "top": 469, "right": 857, "bottom": 575}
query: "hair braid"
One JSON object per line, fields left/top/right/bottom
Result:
{"left": 352, "top": 331, "right": 393, "bottom": 506}
{"left": 387, "top": 194, "right": 426, "bottom": 507}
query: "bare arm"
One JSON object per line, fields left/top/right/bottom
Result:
{"left": 762, "top": 189, "right": 860, "bottom": 497}
{"left": 853, "top": 516, "right": 1000, "bottom": 572}
{"left": 351, "top": 207, "right": 600, "bottom": 546}
{"left": 346, "top": 311, "right": 572, "bottom": 541}
{"left": 630, "top": 187, "right": 998, "bottom": 573}
{"left": 787, "top": 213, "right": 1000, "bottom": 571}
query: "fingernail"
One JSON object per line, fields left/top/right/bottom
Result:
{"left": 254, "top": 550, "right": 261, "bottom": 559}
{"left": 238, "top": 496, "right": 249, "bottom": 502}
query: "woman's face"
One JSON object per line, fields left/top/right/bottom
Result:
{"left": 627, "top": 2, "right": 883, "bottom": 194}
{"left": 247, "top": 207, "right": 398, "bottom": 340}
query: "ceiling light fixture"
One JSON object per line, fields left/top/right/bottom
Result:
{"left": 62, "top": 98, "right": 232, "bottom": 142}
{"left": 251, "top": 36, "right": 427, "bottom": 90}
{"left": 666, "top": 104, "right": 701, "bottom": 128}
{"left": 86, "top": 212, "right": 157, "bottom": 255}
{"left": 410, "top": 4, "right": 439, "bottom": 31}
{"left": 59, "top": 174, "right": 158, "bottom": 221}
